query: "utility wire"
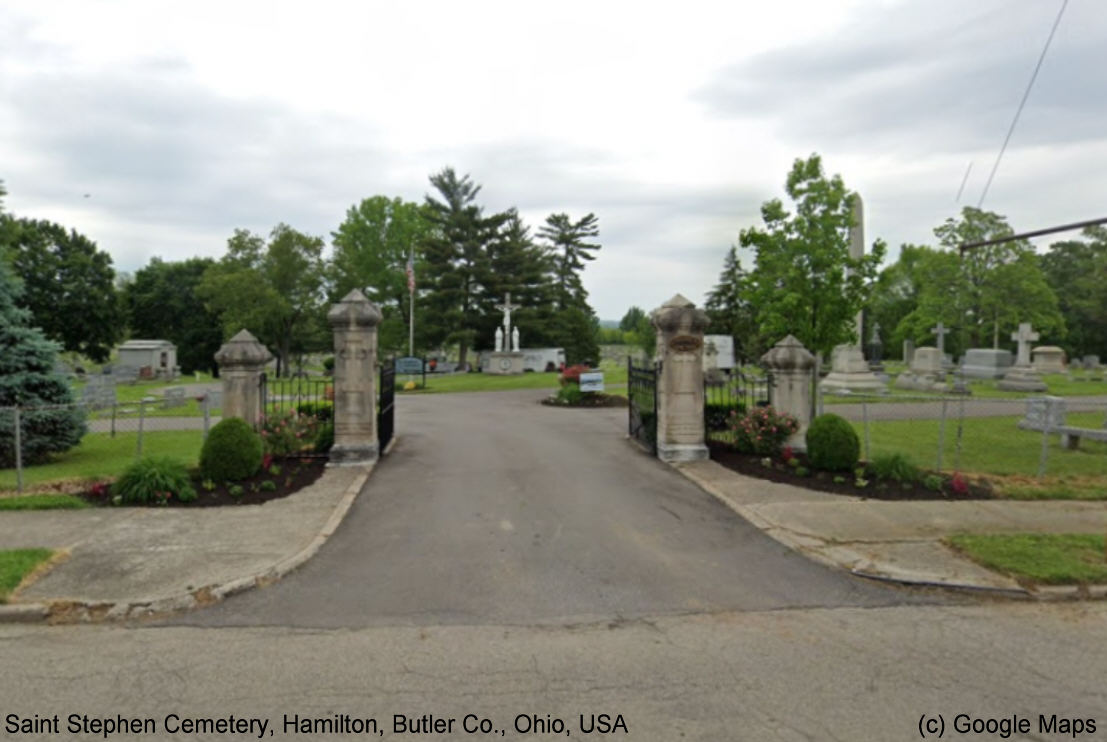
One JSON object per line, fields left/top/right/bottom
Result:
{"left": 977, "top": 0, "right": 1068, "bottom": 208}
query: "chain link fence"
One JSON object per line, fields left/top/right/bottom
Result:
{"left": 1, "top": 392, "right": 219, "bottom": 494}
{"left": 816, "top": 391, "right": 1107, "bottom": 482}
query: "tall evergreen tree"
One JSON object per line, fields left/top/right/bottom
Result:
{"left": 538, "top": 212, "right": 600, "bottom": 312}
{"left": 478, "top": 210, "right": 557, "bottom": 348}
{"left": 0, "top": 248, "right": 86, "bottom": 466}
{"left": 705, "top": 246, "right": 760, "bottom": 357}
{"left": 420, "top": 168, "right": 507, "bottom": 368}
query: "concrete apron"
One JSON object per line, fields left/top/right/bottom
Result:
{"left": 0, "top": 451, "right": 384, "bottom": 624}
{"left": 674, "top": 458, "right": 1107, "bottom": 601}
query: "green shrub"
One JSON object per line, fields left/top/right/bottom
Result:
{"left": 869, "top": 453, "right": 921, "bottom": 484}
{"left": 729, "top": 405, "right": 798, "bottom": 457}
{"left": 296, "top": 401, "right": 334, "bottom": 422}
{"left": 923, "top": 474, "right": 944, "bottom": 492}
{"left": 806, "top": 414, "right": 860, "bottom": 471}
{"left": 113, "top": 457, "right": 197, "bottom": 505}
{"left": 260, "top": 480, "right": 276, "bottom": 492}
{"left": 555, "top": 384, "right": 584, "bottom": 405}
{"left": 705, "top": 403, "right": 744, "bottom": 432}
{"left": 314, "top": 421, "right": 334, "bottom": 453}
{"left": 200, "top": 418, "right": 263, "bottom": 482}
{"left": 322, "top": 356, "right": 335, "bottom": 373}
{"left": 228, "top": 484, "right": 244, "bottom": 498}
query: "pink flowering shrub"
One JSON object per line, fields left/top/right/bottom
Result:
{"left": 259, "top": 409, "right": 320, "bottom": 456}
{"left": 728, "top": 405, "right": 799, "bottom": 457}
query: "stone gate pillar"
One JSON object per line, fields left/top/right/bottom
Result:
{"left": 651, "top": 294, "right": 710, "bottom": 462}
{"left": 214, "top": 329, "right": 272, "bottom": 425}
{"left": 328, "top": 289, "right": 383, "bottom": 465}
{"left": 761, "top": 335, "right": 816, "bottom": 451}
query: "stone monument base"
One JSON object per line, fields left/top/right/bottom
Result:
{"left": 894, "top": 373, "right": 949, "bottom": 393}
{"left": 658, "top": 442, "right": 709, "bottom": 463}
{"left": 327, "top": 442, "right": 379, "bottom": 466}
{"left": 820, "top": 345, "right": 887, "bottom": 394}
{"left": 997, "top": 365, "right": 1047, "bottom": 392}
{"left": 962, "top": 348, "right": 1013, "bottom": 379}
{"left": 486, "top": 351, "right": 525, "bottom": 375}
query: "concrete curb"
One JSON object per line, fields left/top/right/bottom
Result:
{"left": 671, "top": 460, "right": 1107, "bottom": 601}
{"left": 0, "top": 443, "right": 390, "bottom": 625}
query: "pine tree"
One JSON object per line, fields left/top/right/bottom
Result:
{"left": 538, "top": 212, "right": 600, "bottom": 312}
{"left": 478, "top": 210, "right": 557, "bottom": 348}
{"left": 420, "top": 168, "right": 507, "bottom": 368}
{"left": 705, "top": 246, "right": 760, "bottom": 357}
{"left": 0, "top": 249, "right": 86, "bottom": 466}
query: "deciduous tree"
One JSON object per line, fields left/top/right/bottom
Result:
{"left": 739, "top": 154, "right": 884, "bottom": 357}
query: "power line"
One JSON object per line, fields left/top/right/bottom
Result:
{"left": 977, "top": 0, "right": 1069, "bottom": 208}
{"left": 955, "top": 161, "right": 973, "bottom": 203}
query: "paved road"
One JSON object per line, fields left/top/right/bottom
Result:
{"left": 5, "top": 603, "right": 1106, "bottom": 740}
{"left": 183, "top": 390, "right": 941, "bottom": 629}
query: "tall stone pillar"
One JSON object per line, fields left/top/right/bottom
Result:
{"left": 761, "top": 335, "right": 816, "bottom": 451}
{"left": 327, "top": 289, "right": 383, "bottom": 465}
{"left": 214, "top": 329, "right": 272, "bottom": 426}
{"left": 651, "top": 294, "right": 710, "bottom": 462}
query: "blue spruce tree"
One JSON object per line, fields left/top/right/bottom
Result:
{"left": 0, "top": 251, "right": 86, "bottom": 466}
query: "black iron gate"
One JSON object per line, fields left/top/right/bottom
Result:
{"left": 628, "top": 357, "right": 659, "bottom": 455}
{"left": 704, "top": 355, "right": 772, "bottom": 443}
{"left": 378, "top": 358, "right": 395, "bottom": 454}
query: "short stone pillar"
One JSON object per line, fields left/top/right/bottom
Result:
{"left": 214, "top": 329, "right": 272, "bottom": 425}
{"left": 651, "top": 294, "right": 710, "bottom": 462}
{"left": 761, "top": 335, "right": 816, "bottom": 451}
{"left": 327, "top": 289, "right": 383, "bottom": 465}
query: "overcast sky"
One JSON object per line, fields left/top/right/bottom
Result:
{"left": 1, "top": 0, "right": 1103, "bottom": 321}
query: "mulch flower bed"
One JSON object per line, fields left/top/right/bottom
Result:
{"left": 707, "top": 441, "right": 994, "bottom": 501}
{"left": 541, "top": 393, "right": 627, "bottom": 408}
{"left": 79, "top": 457, "right": 328, "bottom": 508}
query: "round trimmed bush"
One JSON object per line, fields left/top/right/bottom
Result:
{"left": 200, "top": 418, "right": 263, "bottom": 482}
{"left": 805, "top": 413, "right": 860, "bottom": 471}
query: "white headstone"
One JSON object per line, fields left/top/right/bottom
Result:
{"left": 1011, "top": 322, "right": 1039, "bottom": 367}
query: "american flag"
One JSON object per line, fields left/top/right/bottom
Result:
{"left": 405, "top": 255, "right": 415, "bottom": 294}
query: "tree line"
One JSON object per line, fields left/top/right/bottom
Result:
{"left": 702, "top": 154, "right": 1104, "bottom": 363}
{"left": 0, "top": 168, "right": 605, "bottom": 376}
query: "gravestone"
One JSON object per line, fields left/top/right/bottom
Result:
{"left": 902, "top": 339, "right": 915, "bottom": 365}
{"left": 1032, "top": 346, "right": 1065, "bottom": 374}
{"left": 1017, "top": 396, "right": 1066, "bottom": 431}
{"left": 962, "top": 348, "right": 1013, "bottom": 379}
{"left": 894, "top": 347, "right": 949, "bottom": 392}
{"left": 162, "top": 387, "right": 186, "bottom": 409}
{"left": 820, "top": 195, "right": 886, "bottom": 394}
{"left": 998, "top": 322, "right": 1047, "bottom": 392}
{"left": 487, "top": 292, "right": 525, "bottom": 375}
{"left": 82, "top": 377, "right": 117, "bottom": 409}
{"left": 868, "top": 320, "right": 884, "bottom": 372}
{"left": 1082, "top": 354, "right": 1100, "bottom": 369}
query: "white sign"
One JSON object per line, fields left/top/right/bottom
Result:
{"left": 579, "top": 372, "right": 604, "bottom": 392}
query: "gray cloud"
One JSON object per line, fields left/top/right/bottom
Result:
{"left": 696, "top": 1, "right": 1107, "bottom": 155}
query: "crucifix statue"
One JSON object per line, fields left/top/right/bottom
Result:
{"left": 495, "top": 292, "right": 521, "bottom": 350}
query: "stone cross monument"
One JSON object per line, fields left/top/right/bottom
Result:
{"left": 998, "top": 321, "right": 1047, "bottom": 392}
{"left": 930, "top": 322, "right": 950, "bottom": 355}
{"left": 495, "top": 292, "right": 520, "bottom": 345}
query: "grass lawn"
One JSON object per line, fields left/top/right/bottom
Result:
{"left": 0, "top": 431, "right": 203, "bottom": 492}
{"left": 0, "top": 549, "right": 54, "bottom": 603}
{"left": 855, "top": 412, "right": 1107, "bottom": 483}
{"left": 0, "top": 494, "right": 89, "bottom": 510}
{"left": 948, "top": 533, "right": 1107, "bottom": 585}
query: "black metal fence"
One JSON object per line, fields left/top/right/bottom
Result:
{"left": 378, "top": 359, "right": 395, "bottom": 454}
{"left": 628, "top": 358, "right": 659, "bottom": 455}
{"left": 258, "top": 373, "right": 332, "bottom": 422}
{"left": 704, "top": 361, "right": 773, "bottom": 444}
